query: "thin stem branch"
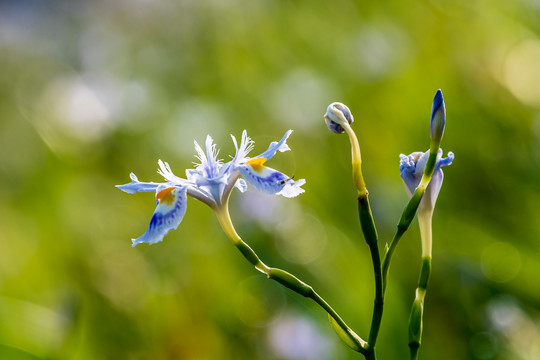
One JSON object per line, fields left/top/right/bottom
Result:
{"left": 214, "top": 203, "right": 368, "bottom": 354}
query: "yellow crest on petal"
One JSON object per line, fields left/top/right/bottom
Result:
{"left": 245, "top": 157, "right": 267, "bottom": 173}
{"left": 156, "top": 187, "right": 177, "bottom": 205}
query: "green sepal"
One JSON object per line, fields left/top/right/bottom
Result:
{"left": 328, "top": 314, "right": 363, "bottom": 352}
{"left": 408, "top": 298, "right": 424, "bottom": 344}
{"left": 418, "top": 258, "right": 431, "bottom": 290}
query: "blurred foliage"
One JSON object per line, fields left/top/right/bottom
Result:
{"left": 1, "top": 0, "right": 540, "bottom": 359}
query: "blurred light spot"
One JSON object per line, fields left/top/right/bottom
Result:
{"left": 239, "top": 191, "right": 285, "bottom": 227}
{"left": 0, "top": 296, "right": 68, "bottom": 357}
{"left": 275, "top": 213, "right": 327, "bottom": 265}
{"left": 338, "top": 23, "right": 412, "bottom": 81}
{"left": 487, "top": 296, "right": 521, "bottom": 332}
{"left": 165, "top": 99, "right": 227, "bottom": 155}
{"left": 46, "top": 76, "right": 110, "bottom": 140}
{"left": 266, "top": 69, "right": 336, "bottom": 131}
{"left": 79, "top": 24, "right": 129, "bottom": 76}
{"left": 481, "top": 241, "right": 521, "bottom": 283}
{"left": 267, "top": 311, "right": 333, "bottom": 360}
{"left": 239, "top": 192, "right": 325, "bottom": 264}
{"left": 486, "top": 296, "right": 540, "bottom": 360}
{"left": 31, "top": 75, "right": 116, "bottom": 157}
{"left": 503, "top": 39, "right": 540, "bottom": 106}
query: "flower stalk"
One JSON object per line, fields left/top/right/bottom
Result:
{"left": 382, "top": 89, "right": 451, "bottom": 291}
{"left": 409, "top": 209, "right": 433, "bottom": 359}
{"left": 325, "top": 102, "right": 383, "bottom": 357}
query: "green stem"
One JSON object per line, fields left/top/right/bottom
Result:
{"left": 410, "top": 344, "right": 419, "bottom": 360}
{"left": 364, "top": 348, "right": 377, "bottom": 360}
{"left": 214, "top": 204, "right": 368, "bottom": 353}
{"left": 408, "top": 257, "right": 431, "bottom": 359}
{"left": 342, "top": 121, "right": 383, "bottom": 356}
{"left": 358, "top": 195, "right": 383, "bottom": 351}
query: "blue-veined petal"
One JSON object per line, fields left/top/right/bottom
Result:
{"left": 254, "top": 130, "right": 292, "bottom": 160}
{"left": 399, "top": 149, "right": 454, "bottom": 199}
{"left": 132, "top": 186, "right": 188, "bottom": 247}
{"left": 238, "top": 158, "right": 305, "bottom": 197}
{"left": 116, "top": 173, "right": 162, "bottom": 194}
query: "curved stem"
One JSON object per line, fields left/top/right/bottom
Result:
{"left": 358, "top": 195, "right": 383, "bottom": 350}
{"left": 342, "top": 121, "right": 382, "bottom": 355}
{"left": 343, "top": 123, "right": 366, "bottom": 195}
{"left": 214, "top": 203, "right": 368, "bottom": 354}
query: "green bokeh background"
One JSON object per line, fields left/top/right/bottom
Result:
{"left": 1, "top": 0, "right": 540, "bottom": 359}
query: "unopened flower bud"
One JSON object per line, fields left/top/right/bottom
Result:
{"left": 324, "top": 102, "right": 354, "bottom": 134}
{"left": 430, "top": 89, "right": 446, "bottom": 144}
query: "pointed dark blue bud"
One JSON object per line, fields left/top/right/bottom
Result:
{"left": 430, "top": 89, "right": 446, "bottom": 144}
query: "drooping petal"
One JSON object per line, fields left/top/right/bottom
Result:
{"left": 254, "top": 130, "right": 293, "bottom": 161}
{"left": 116, "top": 173, "right": 163, "bottom": 194}
{"left": 277, "top": 178, "right": 306, "bottom": 198}
{"left": 238, "top": 158, "right": 305, "bottom": 197}
{"left": 234, "top": 178, "right": 248, "bottom": 193}
{"left": 439, "top": 151, "right": 454, "bottom": 167}
{"left": 132, "top": 186, "right": 188, "bottom": 246}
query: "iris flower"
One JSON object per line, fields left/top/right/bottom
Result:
{"left": 399, "top": 89, "right": 454, "bottom": 212}
{"left": 399, "top": 149, "right": 454, "bottom": 211}
{"left": 117, "top": 130, "right": 305, "bottom": 246}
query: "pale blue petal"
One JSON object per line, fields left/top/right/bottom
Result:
{"left": 255, "top": 130, "right": 293, "bottom": 160}
{"left": 132, "top": 186, "right": 188, "bottom": 246}
{"left": 399, "top": 152, "right": 424, "bottom": 196}
{"left": 116, "top": 173, "right": 162, "bottom": 194}
{"left": 440, "top": 151, "right": 454, "bottom": 167}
